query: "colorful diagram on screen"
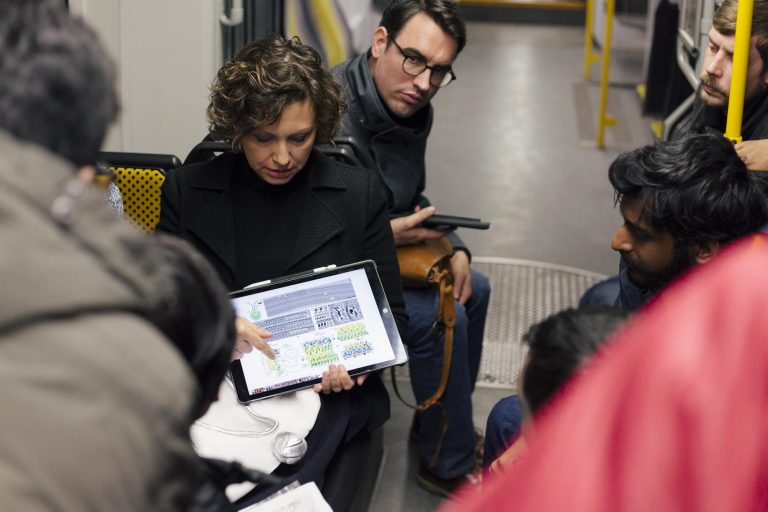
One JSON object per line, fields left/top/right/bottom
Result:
{"left": 337, "top": 321, "right": 368, "bottom": 341}
{"left": 247, "top": 300, "right": 266, "bottom": 322}
{"left": 303, "top": 336, "right": 339, "bottom": 367}
{"left": 233, "top": 273, "right": 398, "bottom": 395}
{"left": 261, "top": 354, "right": 284, "bottom": 376}
{"left": 342, "top": 339, "right": 374, "bottom": 360}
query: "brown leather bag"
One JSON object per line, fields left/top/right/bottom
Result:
{"left": 396, "top": 237, "right": 454, "bottom": 288}
{"left": 391, "top": 237, "right": 455, "bottom": 466}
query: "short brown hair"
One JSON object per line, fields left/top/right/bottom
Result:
{"left": 713, "top": 0, "right": 768, "bottom": 74}
{"left": 207, "top": 35, "right": 345, "bottom": 151}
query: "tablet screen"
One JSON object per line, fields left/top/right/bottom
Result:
{"left": 228, "top": 261, "right": 407, "bottom": 402}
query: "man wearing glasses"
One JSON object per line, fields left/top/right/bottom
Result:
{"left": 334, "top": 0, "right": 490, "bottom": 497}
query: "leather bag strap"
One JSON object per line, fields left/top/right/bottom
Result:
{"left": 390, "top": 268, "right": 456, "bottom": 466}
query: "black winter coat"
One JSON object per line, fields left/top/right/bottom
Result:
{"left": 157, "top": 148, "right": 406, "bottom": 506}
{"left": 333, "top": 51, "right": 469, "bottom": 254}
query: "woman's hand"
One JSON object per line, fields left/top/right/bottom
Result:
{"left": 232, "top": 316, "right": 276, "bottom": 360}
{"left": 313, "top": 364, "right": 367, "bottom": 394}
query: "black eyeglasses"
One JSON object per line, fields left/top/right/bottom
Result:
{"left": 389, "top": 38, "right": 456, "bottom": 88}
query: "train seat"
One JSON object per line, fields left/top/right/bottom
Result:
{"left": 97, "top": 151, "right": 181, "bottom": 232}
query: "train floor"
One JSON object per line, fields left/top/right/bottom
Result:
{"left": 367, "top": 20, "right": 654, "bottom": 511}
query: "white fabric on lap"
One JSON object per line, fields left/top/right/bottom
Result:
{"left": 191, "top": 381, "right": 321, "bottom": 501}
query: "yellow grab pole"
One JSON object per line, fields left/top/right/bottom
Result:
{"left": 596, "top": 0, "right": 617, "bottom": 148}
{"left": 583, "top": 0, "right": 600, "bottom": 79}
{"left": 724, "top": 0, "right": 754, "bottom": 143}
{"left": 285, "top": 0, "right": 300, "bottom": 40}
{"left": 310, "top": 0, "right": 349, "bottom": 67}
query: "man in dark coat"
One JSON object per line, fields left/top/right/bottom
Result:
{"left": 671, "top": 0, "right": 768, "bottom": 165}
{"left": 333, "top": 0, "right": 490, "bottom": 497}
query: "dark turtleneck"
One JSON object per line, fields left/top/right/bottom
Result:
{"left": 231, "top": 152, "right": 309, "bottom": 288}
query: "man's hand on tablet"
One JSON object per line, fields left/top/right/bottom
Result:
{"left": 233, "top": 316, "right": 276, "bottom": 360}
{"left": 313, "top": 364, "right": 368, "bottom": 394}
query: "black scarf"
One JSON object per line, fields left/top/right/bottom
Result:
{"left": 687, "top": 86, "right": 768, "bottom": 139}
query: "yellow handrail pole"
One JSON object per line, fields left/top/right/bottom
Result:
{"left": 724, "top": 0, "right": 754, "bottom": 142}
{"left": 285, "top": 0, "right": 300, "bottom": 39}
{"left": 583, "top": 0, "right": 600, "bottom": 79}
{"left": 596, "top": 0, "right": 617, "bottom": 148}
{"left": 310, "top": 0, "right": 349, "bottom": 67}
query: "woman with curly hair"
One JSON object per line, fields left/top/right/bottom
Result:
{"left": 158, "top": 35, "right": 406, "bottom": 509}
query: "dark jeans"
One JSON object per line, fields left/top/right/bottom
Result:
{"left": 404, "top": 270, "right": 490, "bottom": 479}
{"left": 483, "top": 395, "right": 523, "bottom": 468}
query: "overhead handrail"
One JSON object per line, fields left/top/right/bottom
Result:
{"left": 220, "top": 0, "right": 244, "bottom": 27}
{"left": 724, "top": 0, "right": 754, "bottom": 142}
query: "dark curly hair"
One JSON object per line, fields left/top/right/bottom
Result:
{"left": 609, "top": 133, "right": 768, "bottom": 247}
{"left": 208, "top": 34, "right": 346, "bottom": 151}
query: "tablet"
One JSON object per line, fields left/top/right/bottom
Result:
{"left": 228, "top": 260, "right": 407, "bottom": 402}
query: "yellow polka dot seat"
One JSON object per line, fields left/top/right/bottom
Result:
{"left": 112, "top": 167, "right": 166, "bottom": 232}
{"left": 97, "top": 152, "right": 181, "bottom": 233}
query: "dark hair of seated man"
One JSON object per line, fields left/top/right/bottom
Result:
{"left": 610, "top": 133, "right": 768, "bottom": 250}
{"left": 484, "top": 305, "right": 629, "bottom": 472}
{"left": 521, "top": 305, "right": 630, "bottom": 416}
{"left": 125, "top": 234, "right": 236, "bottom": 417}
